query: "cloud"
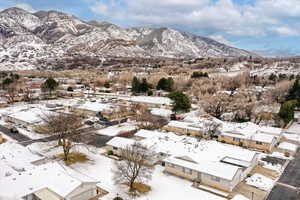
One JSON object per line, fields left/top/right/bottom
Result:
{"left": 15, "top": 3, "right": 36, "bottom": 13}
{"left": 272, "top": 26, "right": 300, "bottom": 37}
{"left": 87, "top": 0, "right": 300, "bottom": 39}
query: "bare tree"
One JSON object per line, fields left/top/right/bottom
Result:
{"left": 223, "top": 77, "right": 241, "bottom": 96}
{"left": 202, "top": 118, "right": 222, "bottom": 139}
{"left": 269, "top": 80, "right": 292, "bottom": 103}
{"left": 113, "top": 142, "right": 155, "bottom": 192}
{"left": 42, "top": 113, "right": 83, "bottom": 161}
{"left": 5, "top": 83, "right": 18, "bottom": 104}
{"left": 202, "top": 94, "right": 231, "bottom": 119}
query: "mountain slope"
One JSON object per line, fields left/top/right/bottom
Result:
{"left": 0, "top": 7, "right": 255, "bottom": 70}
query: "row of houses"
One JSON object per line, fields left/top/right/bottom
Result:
{"left": 162, "top": 115, "right": 298, "bottom": 154}
{"left": 106, "top": 129, "right": 259, "bottom": 193}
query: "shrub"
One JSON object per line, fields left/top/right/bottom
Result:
{"left": 104, "top": 81, "right": 110, "bottom": 88}
{"left": 284, "top": 152, "right": 290, "bottom": 157}
{"left": 147, "top": 90, "right": 153, "bottom": 96}
{"left": 107, "top": 150, "right": 114, "bottom": 156}
{"left": 67, "top": 86, "right": 74, "bottom": 92}
{"left": 113, "top": 197, "right": 123, "bottom": 200}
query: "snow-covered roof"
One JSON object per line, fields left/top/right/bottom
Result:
{"left": 106, "top": 137, "right": 135, "bottom": 148}
{"left": 96, "top": 123, "right": 137, "bottom": 136}
{"left": 278, "top": 142, "right": 298, "bottom": 152}
{"left": 7, "top": 107, "right": 54, "bottom": 124}
{"left": 135, "top": 129, "right": 168, "bottom": 139}
{"left": 134, "top": 130, "right": 258, "bottom": 164}
{"left": 73, "top": 102, "right": 113, "bottom": 112}
{"left": 0, "top": 162, "right": 98, "bottom": 199}
{"left": 285, "top": 123, "right": 300, "bottom": 134}
{"left": 221, "top": 122, "right": 281, "bottom": 143}
{"left": 283, "top": 133, "right": 300, "bottom": 143}
{"left": 151, "top": 108, "right": 172, "bottom": 118}
{"left": 259, "top": 126, "right": 282, "bottom": 136}
{"left": 0, "top": 142, "right": 44, "bottom": 174}
{"left": 164, "top": 156, "right": 241, "bottom": 180}
{"left": 252, "top": 133, "right": 275, "bottom": 144}
{"left": 166, "top": 120, "right": 203, "bottom": 132}
{"left": 130, "top": 96, "right": 172, "bottom": 106}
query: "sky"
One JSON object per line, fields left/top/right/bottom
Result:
{"left": 1, "top": 0, "right": 300, "bottom": 56}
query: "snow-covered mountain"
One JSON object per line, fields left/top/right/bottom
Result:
{"left": 0, "top": 7, "right": 254, "bottom": 70}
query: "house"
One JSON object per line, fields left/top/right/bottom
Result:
{"left": 276, "top": 142, "right": 298, "bottom": 156}
{"left": 218, "top": 122, "right": 281, "bottom": 152}
{"left": 150, "top": 108, "right": 172, "bottom": 118}
{"left": 107, "top": 129, "right": 259, "bottom": 193}
{"left": 162, "top": 120, "right": 203, "bottom": 136}
{"left": 70, "top": 101, "right": 114, "bottom": 117}
{"left": 106, "top": 137, "right": 135, "bottom": 156}
{"left": 129, "top": 96, "right": 173, "bottom": 108}
{"left": 0, "top": 163, "right": 99, "bottom": 200}
{"left": 96, "top": 123, "right": 137, "bottom": 137}
{"left": 69, "top": 101, "right": 131, "bottom": 120}
{"left": 4, "top": 107, "right": 55, "bottom": 126}
{"left": 164, "top": 156, "right": 243, "bottom": 192}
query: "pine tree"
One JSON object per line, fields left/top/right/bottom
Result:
{"left": 131, "top": 76, "right": 140, "bottom": 93}
{"left": 168, "top": 91, "right": 191, "bottom": 113}
{"left": 286, "top": 78, "right": 300, "bottom": 106}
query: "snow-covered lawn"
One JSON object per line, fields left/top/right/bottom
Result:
{"left": 262, "top": 162, "right": 282, "bottom": 173}
{"left": 28, "top": 142, "right": 226, "bottom": 200}
{"left": 246, "top": 173, "right": 274, "bottom": 191}
{"left": 17, "top": 127, "right": 47, "bottom": 139}
{"left": 231, "top": 194, "right": 249, "bottom": 200}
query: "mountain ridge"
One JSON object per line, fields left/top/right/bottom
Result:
{"left": 0, "top": 7, "right": 256, "bottom": 70}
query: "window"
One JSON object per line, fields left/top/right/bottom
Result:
{"left": 182, "top": 167, "right": 186, "bottom": 173}
{"left": 188, "top": 169, "right": 193, "bottom": 174}
{"left": 256, "top": 141, "right": 263, "bottom": 145}
{"left": 211, "top": 176, "right": 220, "bottom": 182}
{"left": 113, "top": 147, "right": 118, "bottom": 150}
{"left": 233, "top": 137, "right": 241, "bottom": 142}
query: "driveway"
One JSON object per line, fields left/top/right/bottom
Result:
{"left": 0, "top": 125, "right": 32, "bottom": 144}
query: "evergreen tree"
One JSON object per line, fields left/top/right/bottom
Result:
{"left": 166, "top": 77, "right": 174, "bottom": 92}
{"left": 131, "top": 76, "right": 140, "bottom": 93}
{"left": 42, "top": 77, "right": 59, "bottom": 96}
{"left": 156, "top": 78, "right": 168, "bottom": 90}
{"left": 278, "top": 100, "right": 297, "bottom": 125}
{"left": 157, "top": 77, "right": 174, "bottom": 92}
{"left": 168, "top": 91, "right": 191, "bottom": 113}
{"left": 286, "top": 78, "right": 300, "bottom": 106}
{"left": 139, "top": 78, "right": 150, "bottom": 93}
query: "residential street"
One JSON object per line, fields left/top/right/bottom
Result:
{"left": 266, "top": 149, "right": 300, "bottom": 200}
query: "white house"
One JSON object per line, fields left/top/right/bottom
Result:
{"left": 219, "top": 122, "right": 282, "bottom": 152}
{"left": 0, "top": 163, "right": 99, "bottom": 200}
{"left": 107, "top": 129, "right": 259, "bottom": 193}
{"left": 129, "top": 96, "right": 173, "bottom": 108}
{"left": 164, "top": 156, "right": 243, "bottom": 192}
{"left": 4, "top": 107, "right": 55, "bottom": 126}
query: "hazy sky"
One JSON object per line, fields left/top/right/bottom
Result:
{"left": 1, "top": 0, "right": 300, "bottom": 56}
